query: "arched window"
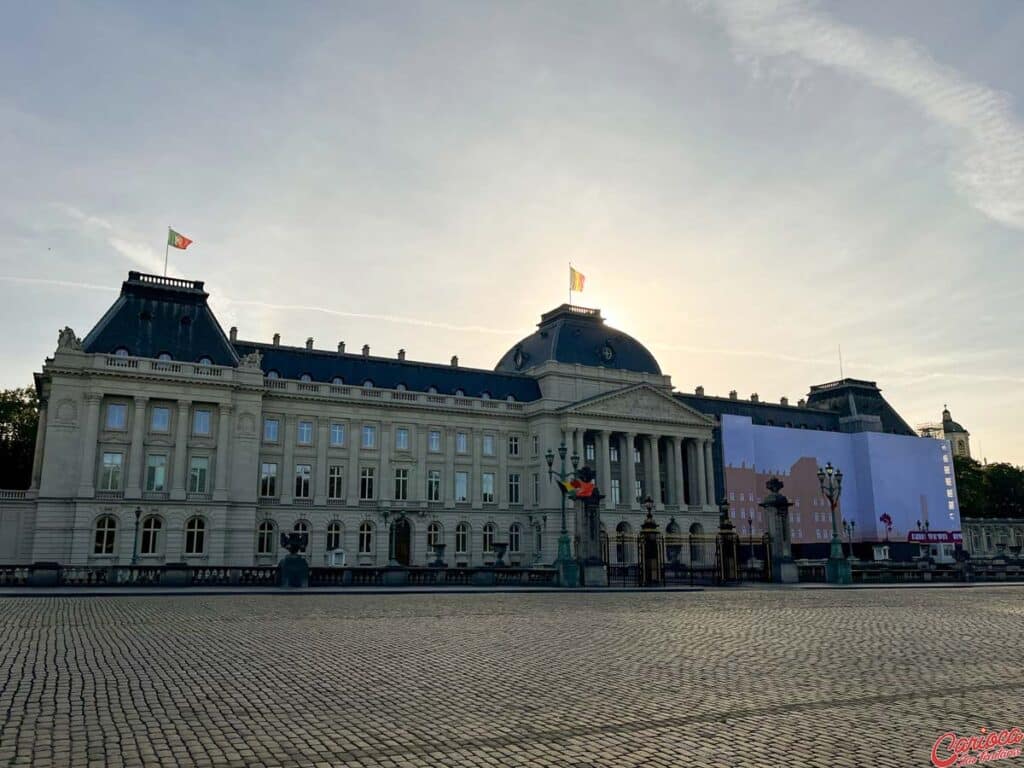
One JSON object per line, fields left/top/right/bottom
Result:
{"left": 483, "top": 523, "right": 495, "bottom": 553}
{"left": 332, "top": 376, "right": 344, "bottom": 385}
{"left": 197, "top": 356, "right": 213, "bottom": 366}
{"left": 358, "top": 522, "right": 373, "bottom": 554}
{"left": 326, "top": 521, "right": 342, "bottom": 551}
{"left": 506, "top": 395, "right": 516, "bottom": 403}
{"left": 957, "top": 440, "right": 966, "bottom": 455}
{"left": 266, "top": 370, "right": 280, "bottom": 380}
{"left": 481, "top": 391, "right": 491, "bottom": 400}
{"left": 257, "top": 521, "right": 276, "bottom": 555}
{"left": 455, "top": 522, "right": 470, "bottom": 555}
{"left": 292, "top": 521, "right": 309, "bottom": 553}
{"left": 396, "top": 383, "right": 407, "bottom": 391}
{"left": 615, "top": 521, "right": 632, "bottom": 564}
{"left": 184, "top": 517, "right": 206, "bottom": 555}
{"left": 454, "top": 388, "right": 465, "bottom": 397}
{"left": 93, "top": 515, "right": 117, "bottom": 555}
{"left": 113, "top": 347, "right": 129, "bottom": 357}
{"left": 157, "top": 352, "right": 173, "bottom": 362}
{"left": 427, "top": 522, "right": 442, "bottom": 549}
{"left": 140, "top": 516, "right": 162, "bottom": 555}
{"left": 363, "top": 380, "right": 374, "bottom": 389}
{"left": 299, "top": 373, "right": 312, "bottom": 382}
{"left": 509, "top": 523, "right": 521, "bottom": 553}
{"left": 427, "top": 386, "right": 438, "bottom": 394}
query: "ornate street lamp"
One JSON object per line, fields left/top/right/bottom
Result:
{"left": 843, "top": 519, "right": 856, "bottom": 560}
{"left": 131, "top": 506, "right": 142, "bottom": 565}
{"left": 642, "top": 495, "right": 655, "bottom": 517}
{"left": 816, "top": 462, "right": 851, "bottom": 585}
{"left": 546, "top": 442, "right": 581, "bottom": 587}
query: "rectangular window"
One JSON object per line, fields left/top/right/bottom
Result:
{"left": 611, "top": 478, "right": 621, "bottom": 505}
{"left": 145, "top": 455, "right": 167, "bottom": 492}
{"left": 610, "top": 445, "right": 619, "bottom": 463}
{"left": 532, "top": 473, "right": 539, "bottom": 505}
{"left": 150, "top": 406, "right": 170, "bottom": 433}
{"left": 294, "top": 464, "right": 311, "bottom": 498}
{"left": 394, "top": 468, "right": 409, "bottom": 500}
{"left": 456, "top": 432, "right": 468, "bottom": 454}
{"left": 455, "top": 471, "right": 469, "bottom": 502}
{"left": 395, "top": 428, "right": 410, "bottom": 451}
{"left": 634, "top": 479, "right": 642, "bottom": 503}
{"left": 193, "top": 408, "right": 211, "bottom": 436}
{"left": 482, "top": 472, "right": 495, "bottom": 503}
{"left": 100, "top": 452, "right": 123, "bottom": 490}
{"left": 585, "top": 443, "right": 595, "bottom": 461}
{"left": 330, "top": 422, "right": 345, "bottom": 447}
{"left": 532, "top": 435, "right": 539, "bottom": 456}
{"left": 360, "top": 467, "right": 375, "bottom": 500}
{"left": 483, "top": 434, "right": 495, "bottom": 456}
{"left": 297, "top": 420, "right": 313, "bottom": 445}
{"left": 508, "top": 435, "right": 520, "bottom": 457}
{"left": 633, "top": 447, "right": 641, "bottom": 464}
{"left": 188, "top": 457, "right": 209, "bottom": 493}
{"left": 260, "top": 463, "right": 278, "bottom": 497}
{"left": 328, "top": 465, "right": 344, "bottom": 499}
{"left": 362, "top": 425, "right": 377, "bottom": 449}
{"left": 427, "top": 470, "right": 441, "bottom": 501}
{"left": 508, "top": 473, "right": 520, "bottom": 504}
{"left": 105, "top": 403, "right": 127, "bottom": 430}
{"left": 263, "top": 418, "right": 279, "bottom": 442}
{"left": 428, "top": 430, "right": 441, "bottom": 452}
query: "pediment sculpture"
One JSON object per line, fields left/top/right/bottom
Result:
{"left": 56, "top": 327, "right": 83, "bottom": 352}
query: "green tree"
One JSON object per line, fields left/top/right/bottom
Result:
{"left": 0, "top": 387, "right": 39, "bottom": 490}
{"left": 983, "top": 463, "right": 1024, "bottom": 519}
{"left": 953, "top": 456, "right": 987, "bottom": 518}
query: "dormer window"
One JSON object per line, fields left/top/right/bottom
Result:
{"left": 299, "top": 373, "right": 312, "bottom": 382}
{"left": 113, "top": 347, "right": 129, "bottom": 357}
{"left": 331, "top": 376, "right": 344, "bottom": 385}
{"left": 481, "top": 392, "right": 491, "bottom": 400}
{"left": 396, "top": 383, "right": 407, "bottom": 391}
{"left": 427, "top": 386, "right": 438, "bottom": 394}
{"left": 198, "top": 356, "right": 213, "bottom": 366}
{"left": 454, "top": 388, "right": 465, "bottom": 397}
{"left": 363, "top": 380, "right": 374, "bottom": 389}
{"left": 157, "top": 352, "right": 172, "bottom": 362}
{"left": 506, "top": 395, "right": 516, "bottom": 402}
{"left": 266, "top": 371, "right": 280, "bottom": 380}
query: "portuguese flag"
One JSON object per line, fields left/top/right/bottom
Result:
{"left": 167, "top": 228, "right": 193, "bottom": 250}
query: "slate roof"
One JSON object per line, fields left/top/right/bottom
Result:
{"left": 805, "top": 378, "right": 916, "bottom": 436}
{"left": 677, "top": 393, "right": 841, "bottom": 431}
{"left": 82, "top": 272, "right": 239, "bottom": 366}
{"left": 495, "top": 304, "right": 661, "bottom": 375}
{"left": 233, "top": 342, "right": 542, "bottom": 402}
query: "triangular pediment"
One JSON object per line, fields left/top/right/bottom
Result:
{"left": 561, "top": 384, "right": 715, "bottom": 428}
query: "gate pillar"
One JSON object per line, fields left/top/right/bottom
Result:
{"left": 638, "top": 511, "right": 663, "bottom": 587}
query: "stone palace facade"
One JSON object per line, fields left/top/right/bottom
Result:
{"left": 3, "top": 272, "right": 723, "bottom": 567}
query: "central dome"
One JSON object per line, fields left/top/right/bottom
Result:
{"left": 495, "top": 304, "right": 661, "bottom": 375}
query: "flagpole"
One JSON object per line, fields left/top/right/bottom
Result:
{"left": 568, "top": 261, "right": 572, "bottom": 306}
{"left": 164, "top": 227, "right": 170, "bottom": 276}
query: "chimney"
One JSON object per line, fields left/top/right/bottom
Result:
{"left": 305, "top": 337, "right": 314, "bottom": 350}
{"left": 337, "top": 341, "right": 345, "bottom": 354}
{"left": 695, "top": 385, "right": 705, "bottom": 396}
{"left": 362, "top": 344, "right": 370, "bottom": 357}
{"left": 750, "top": 393, "right": 759, "bottom": 402}
{"left": 780, "top": 396, "right": 789, "bottom": 406}
{"left": 398, "top": 349, "right": 406, "bottom": 361}
{"left": 272, "top": 333, "right": 280, "bottom": 346}
{"left": 798, "top": 398, "right": 807, "bottom": 407}
{"left": 229, "top": 326, "right": 238, "bottom": 342}
{"left": 451, "top": 355, "right": 459, "bottom": 367}
{"left": 728, "top": 390, "right": 738, "bottom": 400}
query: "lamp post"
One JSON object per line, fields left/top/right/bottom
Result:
{"left": 843, "top": 519, "right": 856, "bottom": 560}
{"left": 817, "top": 462, "right": 851, "bottom": 585}
{"left": 545, "top": 443, "right": 581, "bottom": 587}
{"left": 131, "top": 506, "right": 142, "bottom": 565}
{"left": 746, "top": 508, "right": 755, "bottom": 567}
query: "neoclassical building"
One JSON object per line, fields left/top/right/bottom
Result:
{"left": 3, "top": 271, "right": 721, "bottom": 567}
{"left": 918, "top": 406, "right": 971, "bottom": 458}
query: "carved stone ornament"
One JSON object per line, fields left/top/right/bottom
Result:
{"left": 240, "top": 351, "right": 263, "bottom": 369}
{"left": 56, "top": 327, "right": 83, "bottom": 352}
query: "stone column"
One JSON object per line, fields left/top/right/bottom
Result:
{"left": 471, "top": 428, "right": 482, "bottom": 509}
{"left": 417, "top": 426, "right": 428, "bottom": 502}
{"left": 77, "top": 393, "right": 102, "bottom": 498}
{"left": 597, "top": 430, "right": 612, "bottom": 510}
{"left": 623, "top": 432, "right": 639, "bottom": 510}
{"left": 647, "top": 435, "right": 662, "bottom": 509}
{"left": 213, "top": 404, "right": 232, "bottom": 501}
{"left": 694, "top": 438, "right": 707, "bottom": 507}
{"left": 280, "top": 415, "right": 295, "bottom": 504}
{"left": 443, "top": 427, "right": 456, "bottom": 505}
{"left": 671, "top": 437, "right": 685, "bottom": 508}
{"left": 170, "top": 399, "right": 190, "bottom": 501}
{"left": 687, "top": 439, "right": 700, "bottom": 506}
{"left": 346, "top": 420, "right": 360, "bottom": 504}
{"left": 380, "top": 421, "right": 392, "bottom": 502}
{"left": 125, "top": 396, "right": 147, "bottom": 499}
{"left": 498, "top": 428, "right": 509, "bottom": 510}
{"left": 704, "top": 439, "right": 716, "bottom": 507}
{"left": 313, "top": 416, "right": 329, "bottom": 504}
{"left": 29, "top": 398, "right": 47, "bottom": 491}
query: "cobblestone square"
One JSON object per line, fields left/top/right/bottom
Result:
{"left": 1, "top": 586, "right": 1023, "bottom": 767}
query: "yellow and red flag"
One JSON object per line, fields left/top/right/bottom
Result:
{"left": 167, "top": 228, "right": 193, "bottom": 250}
{"left": 569, "top": 266, "right": 585, "bottom": 293}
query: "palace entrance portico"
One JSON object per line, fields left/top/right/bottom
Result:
{"left": 556, "top": 383, "right": 719, "bottom": 555}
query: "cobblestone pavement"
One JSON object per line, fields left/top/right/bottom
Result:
{"left": 1, "top": 587, "right": 1023, "bottom": 768}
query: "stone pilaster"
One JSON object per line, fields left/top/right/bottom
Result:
{"left": 169, "top": 399, "right": 190, "bottom": 501}
{"left": 124, "top": 395, "right": 147, "bottom": 499}
{"left": 77, "top": 393, "right": 102, "bottom": 498}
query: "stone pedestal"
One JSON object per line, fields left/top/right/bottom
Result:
{"left": 27, "top": 562, "right": 60, "bottom": 587}
{"left": 278, "top": 554, "right": 309, "bottom": 588}
{"left": 760, "top": 478, "right": 799, "bottom": 584}
{"left": 381, "top": 567, "right": 409, "bottom": 586}
{"left": 162, "top": 562, "right": 191, "bottom": 587}
{"left": 581, "top": 561, "right": 608, "bottom": 587}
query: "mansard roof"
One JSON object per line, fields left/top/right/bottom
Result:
{"left": 677, "top": 393, "right": 841, "bottom": 431}
{"left": 233, "top": 341, "right": 542, "bottom": 401}
{"left": 82, "top": 272, "right": 239, "bottom": 366}
{"left": 805, "top": 378, "right": 916, "bottom": 436}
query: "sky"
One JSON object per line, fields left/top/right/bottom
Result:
{"left": 1, "top": 0, "right": 1023, "bottom": 464}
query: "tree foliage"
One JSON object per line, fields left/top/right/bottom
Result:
{"left": 955, "top": 455, "right": 1024, "bottom": 519}
{"left": 0, "top": 387, "right": 39, "bottom": 490}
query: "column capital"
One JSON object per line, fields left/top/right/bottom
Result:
{"left": 84, "top": 392, "right": 103, "bottom": 404}
{"left": 133, "top": 395, "right": 148, "bottom": 407}
{"left": 218, "top": 402, "right": 234, "bottom": 413}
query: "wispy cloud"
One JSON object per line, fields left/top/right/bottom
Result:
{"left": 56, "top": 204, "right": 172, "bottom": 274}
{"left": 695, "top": 0, "right": 1024, "bottom": 229}
{"left": 0, "top": 275, "right": 114, "bottom": 293}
